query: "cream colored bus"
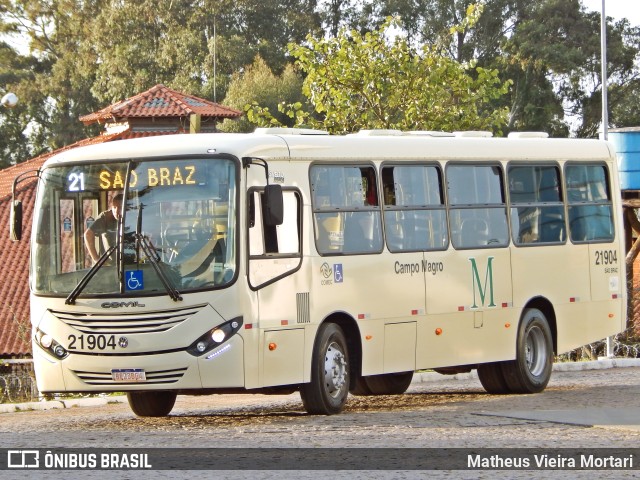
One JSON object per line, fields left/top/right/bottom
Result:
{"left": 12, "top": 129, "right": 626, "bottom": 416}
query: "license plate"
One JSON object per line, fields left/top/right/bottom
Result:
{"left": 111, "top": 368, "right": 146, "bottom": 383}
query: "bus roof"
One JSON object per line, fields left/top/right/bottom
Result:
{"left": 41, "top": 130, "right": 615, "bottom": 168}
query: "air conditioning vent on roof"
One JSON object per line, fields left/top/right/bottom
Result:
{"left": 351, "top": 129, "right": 404, "bottom": 136}
{"left": 253, "top": 127, "right": 329, "bottom": 135}
{"left": 453, "top": 131, "right": 493, "bottom": 138}
{"left": 407, "top": 131, "right": 455, "bottom": 137}
{"left": 508, "top": 132, "right": 549, "bottom": 139}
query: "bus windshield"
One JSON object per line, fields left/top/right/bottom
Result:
{"left": 31, "top": 157, "right": 237, "bottom": 298}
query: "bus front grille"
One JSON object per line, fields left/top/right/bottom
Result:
{"left": 50, "top": 305, "right": 205, "bottom": 334}
{"left": 72, "top": 367, "right": 188, "bottom": 385}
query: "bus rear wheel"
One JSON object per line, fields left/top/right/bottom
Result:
{"left": 127, "top": 391, "right": 177, "bottom": 417}
{"left": 300, "top": 323, "right": 349, "bottom": 415}
{"left": 477, "top": 363, "right": 510, "bottom": 394}
{"left": 501, "top": 308, "right": 553, "bottom": 394}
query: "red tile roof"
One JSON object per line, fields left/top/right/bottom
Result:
{"left": 0, "top": 132, "right": 124, "bottom": 200}
{"left": 79, "top": 84, "right": 242, "bottom": 125}
{"left": 0, "top": 133, "right": 126, "bottom": 357}
{"left": 0, "top": 182, "right": 34, "bottom": 356}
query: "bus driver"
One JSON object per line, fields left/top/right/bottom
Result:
{"left": 84, "top": 193, "right": 123, "bottom": 264}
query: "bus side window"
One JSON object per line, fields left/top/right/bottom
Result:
{"left": 566, "top": 164, "right": 614, "bottom": 243}
{"left": 249, "top": 189, "right": 301, "bottom": 256}
{"left": 248, "top": 188, "right": 302, "bottom": 289}
{"left": 448, "top": 164, "right": 508, "bottom": 250}
{"left": 382, "top": 164, "right": 447, "bottom": 252}
{"left": 311, "top": 165, "right": 383, "bottom": 255}
{"left": 508, "top": 165, "right": 566, "bottom": 246}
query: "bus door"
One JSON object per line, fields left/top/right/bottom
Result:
{"left": 57, "top": 193, "right": 101, "bottom": 273}
{"left": 248, "top": 187, "right": 305, "bottom": 387}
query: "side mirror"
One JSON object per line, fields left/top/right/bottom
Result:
{"left": 10, "top": 200, "right": 23, "bottom": 241}
{"left": 263, "top": 184, "right": 284, "bottom": 226}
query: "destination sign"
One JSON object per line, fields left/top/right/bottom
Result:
{"left": 66, "top": 164, "right": 202, "bottom": 192}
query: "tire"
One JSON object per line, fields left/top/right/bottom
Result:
{"left": 364, "top": 371, "right": 414, "bottom": 395}
{"left": 477, "top": 362, "right": 510, "bottom": 394}
{"left": 349, "top": 375, "right": 374, "bottom": 396}
{"left": 300, "top": 323, "right": 350, "bottom": 415}
{"left": 127, "top": 391, "right": 177, "bottom": 417}
{"left": 500, "top": 308, "right": 553, "bottom": 394}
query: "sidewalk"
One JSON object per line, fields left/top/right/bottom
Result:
{"left": 2, "top": 358, "right": 640, "bottom": 414}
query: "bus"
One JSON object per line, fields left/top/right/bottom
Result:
{"left": 10, "top": 128, "right": 626, "bottom": 417}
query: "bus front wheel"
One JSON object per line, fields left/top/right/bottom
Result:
{"left": 127, "top": 391, "right": 177, "bottom": 417}
{"left": 300, "top": 323, "right": 349, "bottom": 415}
{"left": 501, "top": 308, "right": 553, "bottom": 394}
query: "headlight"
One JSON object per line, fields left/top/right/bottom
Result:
{"left": 186, "top": 317, "right": 243, "bottom": 356}
{"left": 211, "top": 329, "right": 226, "bottom": 343}
{"left": 35, "top": 328, "right": 69, "bottom": 359}
{"left": 40, "top": 334, "right": 53, "bottom": 349}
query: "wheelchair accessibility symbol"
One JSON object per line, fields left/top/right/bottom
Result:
{"left": 334, "top": 264, "right": 343, "bottom": 283}
{"left": 126, "top": 270, "right": 144, "bottom": 291}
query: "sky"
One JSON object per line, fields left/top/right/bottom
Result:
{"left": 582, "top": 0, "right": 640, "bottom": 27}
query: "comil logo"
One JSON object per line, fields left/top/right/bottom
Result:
{"left": 8, "top": 450, "right": 39, "bottom": 468}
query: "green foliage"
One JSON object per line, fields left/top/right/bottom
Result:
{"left": 0, "top": 0, "right": 322, "bottom": 166}
{"left": 218, "top": 56, "right": 306, "bottom": 133}
{"left": 249, "top": 16, "right": 512, "bottom": 134}
{"left": 1, "top": 0, "right": 640, "bottom": 167}
{"left": 0, "top": 0, "right": 103, "bottom": 164}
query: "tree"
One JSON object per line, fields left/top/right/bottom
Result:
{"left": 401, "top": 0, "right": 640, "bottom": 137}
{"left": 218, "top": 56, "right": 306, "bottom": 133}
{"left": 0, "top": 0, "right": 103, "bottom": 164}
{"left": 90, "top": 0, "right": 323, "bottom": 104}
{"left": 0, "top": 0, "right": 323, "bottom": 166}
{"left": 0, "top": 40, "right": 34, "bottom": 168}
{"left": 249, "top": 15, "right": 511, "bottom": 134}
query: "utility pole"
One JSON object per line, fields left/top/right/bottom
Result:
{"left": 601, "top": 0, "right": 615, "bottom": 359}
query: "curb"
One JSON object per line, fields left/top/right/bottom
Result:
{"left": 410, "top": 358, "right": 640, "bottom": 384}
{"left": 0, "top": 395, "right": 126, "bottom": 414}
{"left": 2, "top": 359, "right": 640, "bottom": 414}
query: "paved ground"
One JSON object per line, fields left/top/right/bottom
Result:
{"left": 1, "top": 359, "right": 639, "bottom": 479}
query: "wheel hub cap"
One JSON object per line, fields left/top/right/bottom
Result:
{"left": 324, "top": 342, "right": 347, "bottom": 398}
{"left": 525, "top": 325, "right": 547, "bottom": 377}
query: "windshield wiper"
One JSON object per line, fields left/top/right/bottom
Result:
{"left": 135, "top": 233, "right": 182, "bottom": 301}
{"left": 65, "top": 244, "right": 117, "bottom": 305}
{"left": 134, "top": 204, "right": 182, "bottom": 301}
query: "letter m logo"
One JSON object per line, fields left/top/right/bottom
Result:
{"left": 469, "top": 256, "right": 496, "bottom": 308}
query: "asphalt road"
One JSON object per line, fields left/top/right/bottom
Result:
{"left": 1, "top": 361, "right": 640, "bottom": 479}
